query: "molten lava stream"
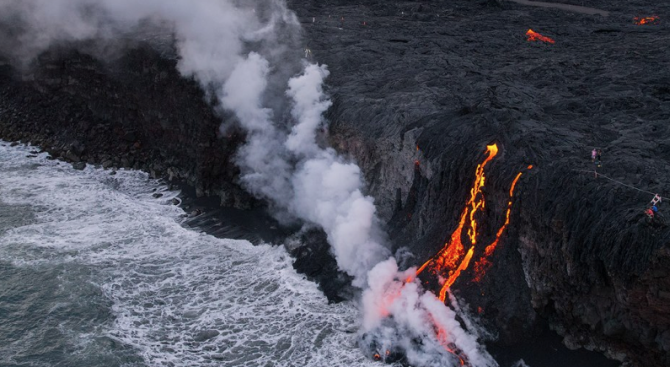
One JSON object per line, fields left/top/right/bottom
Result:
{"left": 526, "top": 29, "right": 555, "bottom": 44}
{"left": 430, "top": 312, "right": 469, "bottom": 366}
{"left": 406, "top": 145, "right": 534, "bottom": 364}
{"left": 416, "top": 144, "right": 498, "bottom": 300}
{"left": 439, "top": 247, "right": 474, "bottom": 301}
{"left": 473, "top": 165, "right": 532, "bottom": 282}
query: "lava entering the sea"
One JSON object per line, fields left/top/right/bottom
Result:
{"left": 416, "top": 144, "right": 499, "bottom": 301}
{"left": 367, "top": 145, "right": 530, "bottom": 366}
{"left": 415, "top": 145, "right": 531, "bottom": 300}
{"left": 526, "top": 29, "right": 555, "bottom": 44}
{"left": 634, "top": 16, "right": 660, "bottom": 25}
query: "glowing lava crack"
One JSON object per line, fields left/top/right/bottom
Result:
{"left": 415, "top": 144, "right": 531, "bottom": 301}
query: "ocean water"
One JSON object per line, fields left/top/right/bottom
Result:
{"left": 0, "top": 142, "right": 378, "bottom": 367}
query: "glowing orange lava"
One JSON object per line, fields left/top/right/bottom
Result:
{"left": 429, "top": 313, "right": 468, "bottom": 366}
{"left": 415, "top": 144, "right": 531, "bottom": 299}
{"left": 387, "top": 145, "right": 531, "bottom": 364}
{"left": 473, "top": 165, "right": 532, "bottom": 282}
{"left": 416, "top": 144, "right": 498, "bottom": 301}
{"left": 634, "top": 16, "right": 659, "bottom": 25}
{"left": 526, "top": 29, "right": 555, "bottom": 44}
{"left": 378, "top": 281, "right": 406, "bottom": 318}
{"left": 440, "top": 247, "right": 474, "bottom": 301}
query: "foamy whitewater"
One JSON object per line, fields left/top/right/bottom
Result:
{"left": 0, "top": 142, "right": 378, "bottom": 367}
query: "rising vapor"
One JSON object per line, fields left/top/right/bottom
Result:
{"left": 0, "top": 1, "right": 496, "bottom": 365}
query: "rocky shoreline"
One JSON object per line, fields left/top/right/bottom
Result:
{"left": 0, "top": 46, "right": 251, "bottom": 207}
{"left": 0, "top": 45, "right": 354, "bottom": 304}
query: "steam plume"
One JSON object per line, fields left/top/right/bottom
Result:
{"left": 2, "top": 0, "right": 388, "bottom": 288}
{"left": 0, "top": 1, "right": 495, "bottom": 365}
{"left": 362, "top": 259, "right": 497, "bottom": 367}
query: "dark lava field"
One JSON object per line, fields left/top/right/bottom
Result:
{"left": 1, "top": 0, "right": 669, "bottom": 366}
{"left": 290, "top": 1, "right": 670, "bottom": 365}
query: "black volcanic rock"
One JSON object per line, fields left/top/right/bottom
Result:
{"left": 0, "top": 45, "right": 253, "bottom": 208}
{"left": 289, "top": 0, "right": 670, "bottom": 365}
{"left": 288, "top": 228, "right": 355, "bottom": 303}
{"left": 72, "top": 161, "right": 86, "bottom": 170}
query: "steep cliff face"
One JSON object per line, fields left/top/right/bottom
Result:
{"left": 0, "top": 46, "right": 251, "bottom": 207}
{"left": 291, "top": 0, "right": 670, "bottom": 365}
{"left": 0, "top": 0, "right": 669, "bottom": 365}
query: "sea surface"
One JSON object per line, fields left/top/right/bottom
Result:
{"left": 0, "top": 142, "right": 376, "bottom": 367}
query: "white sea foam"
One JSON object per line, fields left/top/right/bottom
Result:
{"left": 0, "top": 142, "right": 378, "bottom": 367}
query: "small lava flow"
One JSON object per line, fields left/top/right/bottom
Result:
{"left": 525, "top": 29, "right": 555, "bottom": 44}
{"left": 473, "top": 165, "right": 532, "bottom": 283}
{"left": 633, "top": 16, "right": 660, "bottom": 25}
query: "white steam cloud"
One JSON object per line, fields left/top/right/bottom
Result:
{"left": 362, "top": 259, "right": 497, "bottom": 367}
{"left": 0, "top": 0, "right": 256, "bottom": 82}
{"left": 0, "top": 1, "right": 497, "bottom": 366}
{"left": 220, "top": 49, "right": 390, "bottom": 287}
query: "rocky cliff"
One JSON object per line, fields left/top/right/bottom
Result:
{"left": 0, "top": 45, "right": 252, "bottom": 207}
{"left": 1, "top": 0, "right": 669, "bottom": 366}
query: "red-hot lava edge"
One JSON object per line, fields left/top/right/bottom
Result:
{"left": 412, "top": 144, "right": 532, "bottom": 301}
{"left": 634, "top": 16, "right": 660, "bottom": 25}
{"left": 526, "top": 29, "right": 555, "bottom": 44}
{"left": 379, "top": 144, "right": 530, "bottom": 364}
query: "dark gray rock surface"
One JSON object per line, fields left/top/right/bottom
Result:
{"left": 290, "top": 0, "right": 670, "bottom": 365}
{"left": 0, "top": 46, "right": 252, "bottom": 208}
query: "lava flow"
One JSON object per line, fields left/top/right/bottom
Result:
{"left": 415, "top": 145, "right": 530, "bottom": 301}
{"left": 526, "top": 29, "right": 555, "bottom": 44}
{"left": 634, "top": 16, "right": 660, "bottom": 25}
{"left": 416, "top": 144, "right": 498, "bottom": 301}
{"left": 375, "top": 145, "right": 529, "bottom": 366}
{"left": 473, "top": 165, "right": 533, "bottom": 282}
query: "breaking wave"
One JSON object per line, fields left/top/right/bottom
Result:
{"left": 0, "top": 142, "right": 378, "bottom": 367}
